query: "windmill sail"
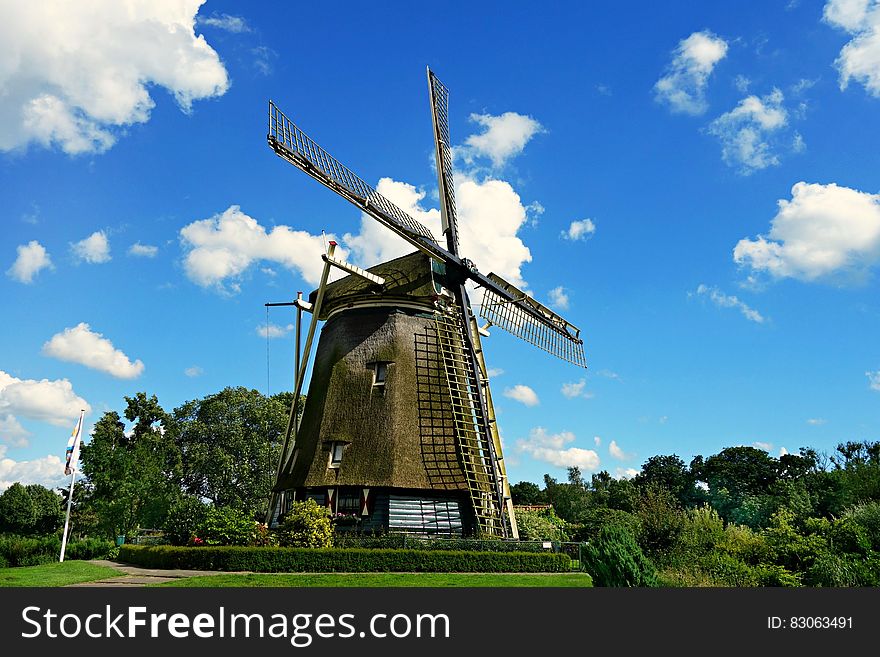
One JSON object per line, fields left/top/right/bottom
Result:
{"left": 427, "top": 68, "right": 460, "bottom": 253}
{"left": 268, "top": 101, "right": 437, "bottom": 246}
{"left": 479, "top": 273, "right": 587, "bottom": 368}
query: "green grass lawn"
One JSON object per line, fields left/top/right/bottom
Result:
{"left": 154, "top": 572, "right": 593, "bottom": 587}
{"left": 0, "top": 561, "right": 123, "bottom": 587}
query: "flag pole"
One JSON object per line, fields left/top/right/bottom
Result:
{"left": 59, "top": 467, "right": 76, "bottom": 562}
{"left": 59, "top": 409, "right": 84, "bottom": 563}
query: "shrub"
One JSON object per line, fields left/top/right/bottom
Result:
{"left": 0, "top": 535, "right": 113, "bottom": 566}
{"left": 634, "top": 485, "right": 685, "bottom": 561}
{"left": 63, "top": 537, "right": 115, "bottom": 560}
{"left": 332, "top": 534, "right": 549, "bottom": 552}
{"left": 164, "top": 496, "right": 209, "bottom": 546}
{"left": 514, "top": 507, "right": 568, "bottom": 542}
{"left": 717, "top": 524, "right": 770, "bottom": 565}
{"left": 701, "top": 553, "right": 759, "bottom": 587}
{"left": 582, "top": 525, "right": 658, "bottom": 587}
{"left": 275, "top": 499, "right": 334, "bottom": 548}
{"left": 117, "top": 544, "right": 571, "bottom": 572}
{"left": 574, "top": 508, "right": 641, "bottom": 543}
{"left": 842, "top": 502, "right": 880, "bottom": 551}
{"left": 197, "top": 506, "right": 258, "bottom": 547}
{"left": 804, "top": 551, "right": 880, "bottom": 587}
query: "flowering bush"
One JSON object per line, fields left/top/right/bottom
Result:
{"left": 332, "top": 513, "right": 361, "bottom": 527}
{"left": 275, "top": 499, "right": 334, "bottom": 548}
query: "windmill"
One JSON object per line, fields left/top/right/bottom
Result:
{"left": 265, "top": 69, "right": 586, "bottom": 538}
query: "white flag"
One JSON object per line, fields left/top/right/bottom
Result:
{"left": 64, "top": 411, "right": 84, "bottom": 476}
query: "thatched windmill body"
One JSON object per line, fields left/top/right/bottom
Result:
{"left": 266, "top": 70, "right": 587, "bottom": 538}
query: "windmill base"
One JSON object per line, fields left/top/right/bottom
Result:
{"left": 274, "top": 487, "right": 474, "bottom": 537}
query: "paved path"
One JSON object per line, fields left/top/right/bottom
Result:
{"left": 66, "top": 560, "right": 246, "bottom": 587}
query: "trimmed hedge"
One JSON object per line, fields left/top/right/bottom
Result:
{"left": 332, "top": 534, "right": 552, "bottom": 553}
{"left": 119, "top": 545, "right": 571, "bottom": 573}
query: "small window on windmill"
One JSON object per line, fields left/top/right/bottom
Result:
{"left": 329, "top": 441, "right": 345, "bottom": 468}
{"left": 372, "top": 362, "right": 389, "bottom": 386}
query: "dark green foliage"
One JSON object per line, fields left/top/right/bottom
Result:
{"left": 118, "top": 544, "right": 571, "bottom": 572}
{"left": 583, "top": 525, "right": 658, "bottom": 587}
{"left": 843, "top": 501, "right": 880, "bottom": 550}
{"left": 510, "top": 481, "right": 546, "bottom": 505}
{"left": 804, "top": 552, "right": 880, "bottom": 587}
{"left": 0, "top": 483, "right": 37, "bottom": 534}
{"left": 573, "top": 507, "right": 641, "bottom": 543}
{"left": 0, "top": 535, "right": 114, "bottom": 567}
{"left": 332, "top": 534, "right": 551, "bottom": 552}
{"left": 25, "top": 485, "right": 64, "bottom": 534}
{"left": 275, "top": 499, "right": 334, "bottom": 548}
{"left": 634, "top": 485, "right": 685, "bottom": 561}
{"left": 163, "top": 496, "right": 209, "bottom": 546}
{"left": 79, "top": 395, "right": 181, "bottom": 538}
{"left": 636, "top": 454, "right": 703, "bottom": 508}
{"left": 173, "top": 387, "right": 295, "bottom": 516}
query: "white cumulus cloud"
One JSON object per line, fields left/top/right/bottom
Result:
{"left": 257, "top": 323, "right": 294, "bottom": 339}
{"left": 0, "top": 414, "right": 30, "bottom": 447}
{"left": 184, "top": 366, "right": 204, "bottom": 378}
{"left": 128, "top": 242, "right": 158, "bottom": 258}
{"left": 197, "top": 12, "right": 250, "bottom": 33}
{"left": 459, "top": 112, "right": 544, "bottom": 168}
{"left": 562, "top": 218, "right": 596, "bottom": 241}
{"left": 733, "top": 182, "right": 880, "bottom": 282}
{"left": 42, "top": 323, "right": 144, "bottom": 379}
{"left": 708, "top": 89, "right": 790, "bottom": 174}
{"left": 504, "top": 384, "right": 540, "bottom": 407}
{"left": 0, "top": 444, "right": 69, "bottom": 492}
{"left": 561, "top": 379, "right": 593, "bottom": 399}
{"left": 867, "top": 369, "right": 880, "bottom": 391}
{"left": 807, "top": 417, "right": 827, "bottom": 425}
{"left": 71, "top": 230, "right": 111, "bottom": 264}
{"left": 0, "top": 0, "right": 229, "bottom": 155}
{"left": 609, "top": 440, "right": 632, "bottom": 460}
{"left": 180, "top": 205, "right": 340, "bottom": 292}
{"left": 0, "top": 370, "right": 90, "bottom": 427}
{"left": 7, "top": 240, "right": 53, "bottom": 283}
{"left": 692, "top": 284, "right": 766, "bottom": 323}
{"left": 654, "top": 30, "right": 729, "bottom": 115}
{"left": 548, "top": 286, "right": 569, "bottom": 310}
{"left": 824, "top": 0, "right": 880, "bottom": 97}
{"left": 516, "top": 427, "right": 600, "bottom": 470}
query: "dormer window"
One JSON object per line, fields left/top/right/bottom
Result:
{"left": 372, "top": 362, "right": 389, "bottom": 386}
{"left": 329, "top": 441, "right": 345, "bottom": 468}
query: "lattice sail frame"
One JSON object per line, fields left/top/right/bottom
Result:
{"left": 268, "top": 101, "right": 436, "bottom": 245}
{"left": 428, "top": 70, "right": 460, "bottom": 251}
{"left": 479, "top": 273, "right": 587, "bottom": 368}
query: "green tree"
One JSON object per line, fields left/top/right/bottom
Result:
{"left": 79, "top": 393, "right": 181, "bottom": 538}
{"left": 692, "top": 447, "right": 779, "bottom": 521}
{"left": 0, "top": 483, "right": 36, "bottom": 534}
{"left": 509, "top": 481, "right": 546, "bottom": 505}
{"left": 25, "top": 484, "right": 63, "bottom": 535}
{"left": 173, "top": 387, "right": 294, "bottom": 517}
{"left": 635, "top": 454, "right": 703, "bottom": 507}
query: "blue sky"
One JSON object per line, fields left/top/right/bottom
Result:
{"left": 2, "top": 0, "right": 880, "bottom": 491}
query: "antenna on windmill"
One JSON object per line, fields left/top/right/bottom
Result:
{"left": 264, "top": 69, "right": 587, "bottom": 538}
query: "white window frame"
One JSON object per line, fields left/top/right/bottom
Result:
{"left": 329, "top": 441, "right": 345, "bottom": 468}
